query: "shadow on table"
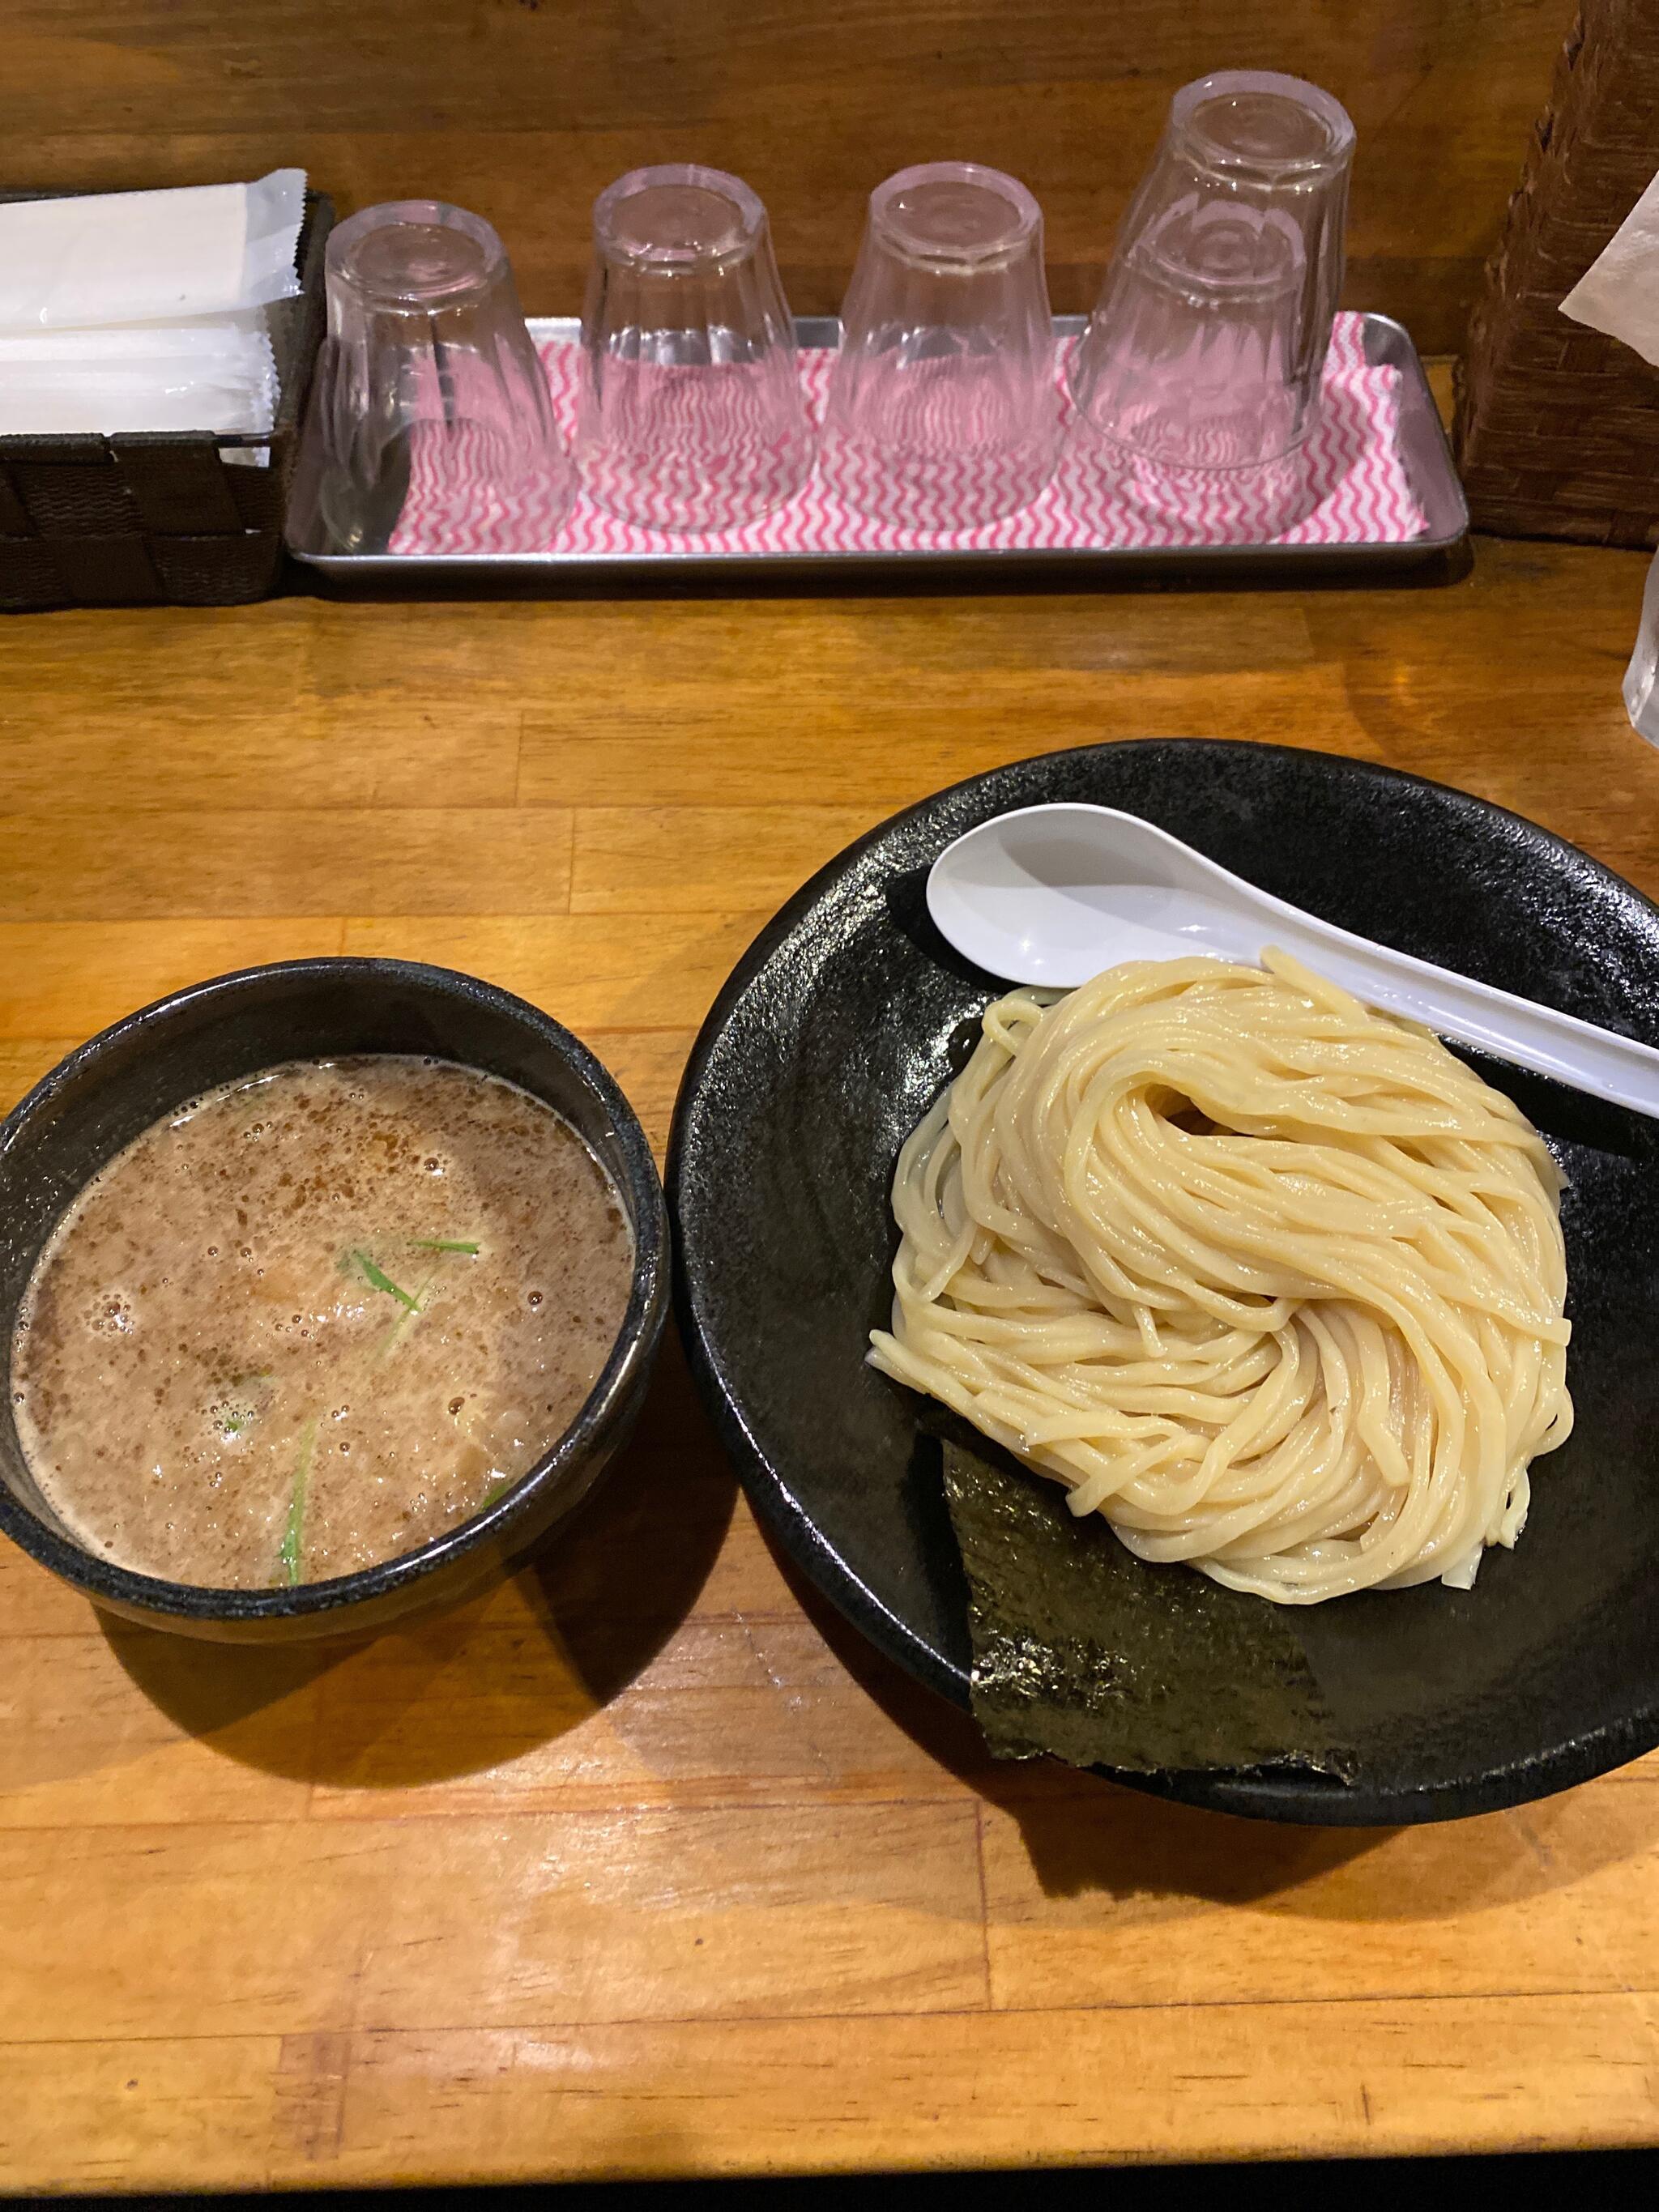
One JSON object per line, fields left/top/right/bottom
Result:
{"left": 104, "top": 1332, "right": 736, "bottom": 1788}
{"left": 770, "top": 1533, "right": 1659, "bottom": 1918}
{"left": 284, "top": 534, "right": 1474, "bottom": 607}
{"left": 73, "top": 2149, "right": 1659, "bottom": 2210}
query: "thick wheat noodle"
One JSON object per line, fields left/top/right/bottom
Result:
{"left": 868, "top": 951, "right": 1572, "bottom": 1603}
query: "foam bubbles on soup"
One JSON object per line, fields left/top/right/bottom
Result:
{"left": 9, "top": 1058, "right": 634, "bottom": 1588}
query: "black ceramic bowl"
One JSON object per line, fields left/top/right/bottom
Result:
{"left": 672, "top": 739, "right": 1659, "bottom": 1824}
{"left": 0, "top": 958, "right": 670, "bottom": 1642}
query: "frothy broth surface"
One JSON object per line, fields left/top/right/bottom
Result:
{"left": 10, "top": 1057, "right": 634, "bottom": 1588}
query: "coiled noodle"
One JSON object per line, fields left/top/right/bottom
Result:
{"left": 868, "top": 953, "right": 1572, "bottom": 1603}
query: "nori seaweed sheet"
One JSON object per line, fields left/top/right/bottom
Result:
{"left": 940, "top": 1438, "right": 1355, "bottom": 1781}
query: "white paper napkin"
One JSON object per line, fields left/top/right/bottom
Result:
{"left": 0, "top": 175, "right": 303, "bottom": 435}
{"left": 1559, "top": 166, "right": 1659, "bottom": 364}
{"left": 0, "top": 170, "right": 305, "bottom": 332}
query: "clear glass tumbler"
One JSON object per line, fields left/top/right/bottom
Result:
{"left": 575, "top": 164, "right": 813, "bottom": 532}
{"left": 1067, "top": 72, "right": 1355, "bottom": 471}
{"left": 824, "top": 162, "right": 1057, "bottom": 527}
{"left": 294, "top": 199, "right": 574, "bottom": 554}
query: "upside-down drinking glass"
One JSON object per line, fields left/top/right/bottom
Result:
{"left": 823, "top": 162, "right": 1058, "bottom": 527}
{"left": 294, "top": 199, "right": 574, "bottom": 554}
{"left": 1068, "top": 72, "right": 1355, "bottom": 471}
{"left": 575, "top": 164, "right": 813, "bottom": 531}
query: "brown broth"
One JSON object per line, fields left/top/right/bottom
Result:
{"left": 9, "top": 1057, "right": 634, "bottom": 1588}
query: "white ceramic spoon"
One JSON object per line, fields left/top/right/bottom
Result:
{"left": 926, "top": 801, "right": 1659, "bottom": 1121}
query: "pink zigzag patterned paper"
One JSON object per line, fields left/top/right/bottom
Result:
{"left": 390, "top": 315, "right": 1426, "bottom": 556}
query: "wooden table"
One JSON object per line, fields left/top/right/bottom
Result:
{"left": 2, "top": 535, "right": 1658, "bottom": 2189}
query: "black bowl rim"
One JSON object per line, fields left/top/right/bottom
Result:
{"left": 668, "top": 736, "right": 1659, "bottom": 1825}
{"left": 0, "top": 955, "right": 671, "bottom": 1622}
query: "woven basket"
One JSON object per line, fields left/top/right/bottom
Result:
{"left": 0, "top": 189, "right": 334, "bottom": 610}
{"left": 1455, "top": 0, "right": 1659, "bottom": 546}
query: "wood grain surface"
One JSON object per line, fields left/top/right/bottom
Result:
{"left": 2, "top": 534, "right": 1659, "bottom": 2188}
{"left": 0, "top": 0, "right": 1572, "bottom": 352}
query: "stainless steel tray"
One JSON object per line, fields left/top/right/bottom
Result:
{"left": 289, "top": 313, "right": 1467, "bottom": 587}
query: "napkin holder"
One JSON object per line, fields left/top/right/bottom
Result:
{"left": 0, "top": 187, "right": 335, "bottom": 611}
{"left": 1455, "top": 0, "right": 1659, "bottom": 547}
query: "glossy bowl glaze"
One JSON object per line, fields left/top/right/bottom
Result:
{"left": 0, "top": 958, "right": 670, "bottom": 1641}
